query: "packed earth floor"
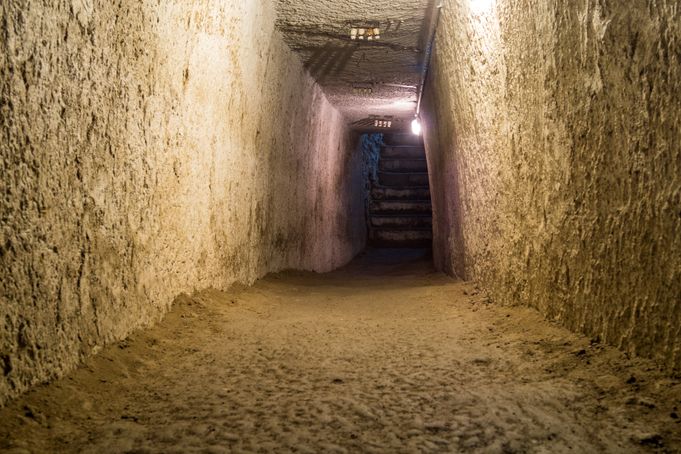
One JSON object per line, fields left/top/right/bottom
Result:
{"left": 1, "top": 249, "right": 680, "bottom": 454}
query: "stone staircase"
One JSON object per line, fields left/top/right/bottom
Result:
{"left": 368, "top": 134, "right": 433, "bottom": 248}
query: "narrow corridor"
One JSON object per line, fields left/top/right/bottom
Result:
{"left": 2, "top": 2, "right": 680, "bottom": 451}
{"left": 1, "top": 250, "right": 679, "bottom": 453}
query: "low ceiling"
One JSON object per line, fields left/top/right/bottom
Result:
{"left": 275, "top": 0, "right": 437, "bottom": 132}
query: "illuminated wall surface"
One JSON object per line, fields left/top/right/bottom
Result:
{"left": 423, "top": 0, "right": 681, "bottom": 371}
{"left": 0, "top": 1, "right": 366, "bottom": 405}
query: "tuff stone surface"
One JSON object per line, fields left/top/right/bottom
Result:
{"left": 423, "top": 0, "right": 681, "bottom": 371}
{"left": 0, "top": 0, "right": 365, "bottom": 405}
{"left": 274, "top": 0, "right": 435, "bottom": 130}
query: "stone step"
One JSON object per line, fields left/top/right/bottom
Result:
{"left": 370, "top": 215, "right": 432, "bottom": 229}
{"left": 381, "top": 146, "right": 426, "bottom": 159}
{"left": 371, "top": 187, "right": 431, "bottom": 201}
{"left": 369, "top": 199, "right": 432, "bottom": 215}
{"left": 370, "top": 228, "right": 433, "bottom": 248}
{"left": 378, "top": 171, "right": 430, "bottom": 187}
{"left": 382, "top": 133, "right": 423, "bottom": 146}
{"left": 379, "top": 158, "right": 428, "bottom": 173}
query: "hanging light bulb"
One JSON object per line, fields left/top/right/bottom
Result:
{"left": 411, "top": 117, "right": 422, "bottom": 135}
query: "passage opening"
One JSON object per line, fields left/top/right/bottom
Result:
{"left": 362, "top": 133, "right": 433, "bottom": 250}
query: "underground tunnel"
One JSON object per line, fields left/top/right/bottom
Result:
{"left": 1, "top": 0, "right": 680, "bottom": 452}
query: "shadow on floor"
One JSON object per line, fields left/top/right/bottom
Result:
{"left": 340, "top": 247, "right": 435, "bottom": 276}
{"left": 266, "top": 247, "right": 445, "bottom": 291}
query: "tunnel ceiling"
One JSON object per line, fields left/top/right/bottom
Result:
{"left": 275, "top": 0, "right": 436, "bottom": 132}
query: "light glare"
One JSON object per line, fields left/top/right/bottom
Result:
{"left": 349, "top": 25, "right": 380, "bottom": 41}
{"left": 470, "top": 0, "right": 495, "bottom": 14}
{"left": 411, "top": 118, "right": 422, "bottom": 135}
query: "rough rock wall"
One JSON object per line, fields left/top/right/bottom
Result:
{"left": 0, "top": 0, "right": 365, "bottom": 405}
{"left": 423, "top": 0, "right": 681, "bottom": 370}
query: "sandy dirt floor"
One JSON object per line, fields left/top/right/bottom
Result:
{"left": 1, "top": 249, "right": 680, "bottom": 453}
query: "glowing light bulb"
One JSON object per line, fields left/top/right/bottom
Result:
{"left": 411, "top": 118, "right": 422, "bottom": 135}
